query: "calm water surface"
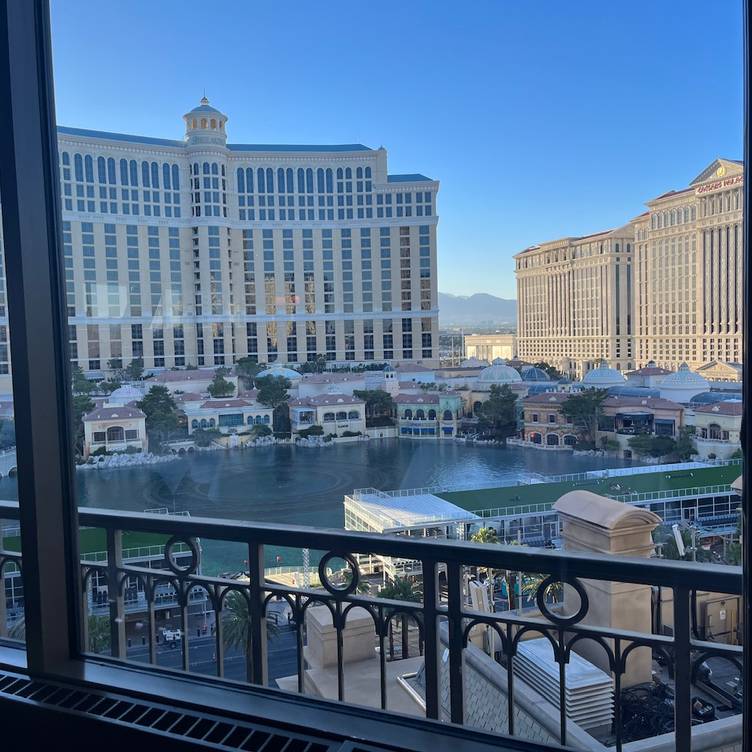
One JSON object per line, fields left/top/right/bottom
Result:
{"left": 0, "top": 441, "right": 631, "bottom": 572}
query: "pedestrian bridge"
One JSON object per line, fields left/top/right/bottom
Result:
{"left": 0, "top": 448, "right": 17, "bottom": 478}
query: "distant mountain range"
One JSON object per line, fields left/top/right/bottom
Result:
{"left": 438, "top": 292, "right": 517, "bottom": 327}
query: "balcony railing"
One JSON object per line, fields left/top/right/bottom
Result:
{"left": 0, "top": 499, "right": 743, "bottom": 751}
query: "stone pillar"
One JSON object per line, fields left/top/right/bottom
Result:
{"left": 553, "top": 490, "right": 661, "bottom": 688}
{"left": 305, "top": 605, "right": 375, "bottom": 669}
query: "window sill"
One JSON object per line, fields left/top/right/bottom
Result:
{"left": 1, "top": 651, "right": 553, "bottom": 752}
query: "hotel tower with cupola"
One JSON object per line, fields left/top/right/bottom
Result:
{"left": 0, "top": 97, "right": 440, "bottom": 389}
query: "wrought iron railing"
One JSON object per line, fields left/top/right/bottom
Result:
{"left": 0, "top": 499, "right": 744, "bottom": 751}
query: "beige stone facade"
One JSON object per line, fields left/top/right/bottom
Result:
{"left": 514, "top": 158, "right": 743, "bottom": 378}
{"left": 514, "top": 225, "right": 635, "bottom": 379}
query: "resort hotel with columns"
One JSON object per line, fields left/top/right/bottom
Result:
{"left": 0, "top": 97, "right": 440, "bottom": 394}
{"left": 514, "top": 158, "right": 744, "bottom": 379}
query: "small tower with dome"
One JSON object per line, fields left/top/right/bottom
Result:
{"left": 183, "top": 96, "right": 228, "bottom": 148}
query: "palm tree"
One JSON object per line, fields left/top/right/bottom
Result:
{"left": 470, "top": 526, "right": 498, "bottom": 544}
{"left": 378, "top": 577, "right": 422, "bottom": 660}
{"left": 222, "top": 590, "right": 280, "bottom": 680}
{"left": 9, "top": 614, "right": 110, "bottom": 653}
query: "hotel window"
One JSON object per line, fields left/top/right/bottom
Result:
{"left": 341, "top": 229, "right": 353, "bottom": 313}
{"left": 401, "top": 317, "right": 413, "bottom": 359}
{"left": 173, "top": 324, "right": 185, "bottom": 367}
{"left": 152, "top": 326, "right": 165, "bottom": 368}
{"left": 246, "top": 322, "right": 258, "bottom": 359}
{"left": 148, "top": 226, "right": 162, "bottom": 316}
{"left": 380, "top": 227, "right": 392, "bottom": 311}
{"left": 126, "top": 225, "right": 141, "bottom": 316}
{"left": 81, "top": 222, "right": 97, "bottom": 316}
{"left": 266, "top": 321, "right": 278, "bottom": 362}
{"left": 344, "top": 320, "right": 355, "bottom": 360}
{"left": 322, "top": 229, "right": 335, "bottom": 313}
{"left": 131, "top": 323, "right": 143, "bottom": 359}
{"left": 306, "top": 320, "right": 317, "bottom": 361}
{"left": 363, "top": 319, "right": 374, "bottom": 359}
{"left": 325, "top": 319, "right": 336, "bottom": 360}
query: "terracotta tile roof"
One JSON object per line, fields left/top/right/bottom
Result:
{"left": 289, "top": 394, "right": 364, "bottom": 407}
{"left": 83, "top": 406, "right": 145, "bottom": 421}
{"left": 693, "top": 401, "right": 743, "bottom": 415}
{"left": 200, "top": 399, "right": 252, "bottom": 409}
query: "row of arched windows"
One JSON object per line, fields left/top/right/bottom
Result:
{"left": 189, "top": 117, "right": 225, "bottom": 131}
{"left": 651, "top": 205, "right": 697, "bottom": 229}
{"left": 62, "top": 153, "right": 181, "bottom": 191}
{"left": 236, "top": 166, "right": 372, "bottom": 195}
{"left": 402, "top": 409, "right": 454, "bottom": 420}
{"left": 190, "top": 414, "right": 271, "bottom": 430}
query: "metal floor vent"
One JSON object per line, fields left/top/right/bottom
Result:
{"left": 0, "top": 669, "right": 381, "bottom": 751}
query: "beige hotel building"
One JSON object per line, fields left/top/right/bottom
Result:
{"left": 515, "top": 158, "right": 743, "bottom": 377}
{"left": 0, "top": 98, "right": 440, "bottom": 393}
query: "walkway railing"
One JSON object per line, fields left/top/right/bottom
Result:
{"left": 0, "top": 499, "right": 743, "bottom": 751}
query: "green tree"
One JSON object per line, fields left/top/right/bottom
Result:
{"left": 107, "top": 358, "right": 124, "bottom": 378}
{"left": 533, "top": 361, "right": 563, "bottom": 380}
{"left": 353, "top": 389, "right": 395, "bottom": 426}
{"left": 628, "top": 434, "right": 676, "bottom": 458}
{"left": 477, "top": 384, "right": 518, "bottom": 441}
{"left": 299, "top": 354, "right": 327, "bottom": 374}
{"left": 470, "top": 526, "right": 498, "bottom": 544}
{"left": 297, "top": 425, "right": 324, "bottom": 438}
{"left": 10, "top": 614, "right": 110, "bottom": 653}
{"left": 256, "top": 376, "right": 291, "bottom": 433}
{"left": 192, "top": 428, "right": 222, "bottom": 447}
{"left": 125, "top": 357, "right": 144, "bottom": 381}
{"left": 207, "top": 368, "right": 235, "bottom": 398}
{"left": 250, "top": 423, "right": 272, "bottom": 438}
{"left": 655, "top": 526, "right": 713, "bottom": 562}
{"left": 560, "top": 389, "right": 608, "bottom": 448}
{"left": 600, "top": 436, "right": 621, "bottom": 452}
{"left": 71, "top": 364, "right": 94, "bottom": 395}
{"left": 72, "top": 393, "right": 95, "bottom": 457}
{"left": 0, "top": 419, "right": 16, "bottom": 450}
{"left": 672, "top": 426, "right": 697, "bottom": 461}
{"left": 378, "top": 577, "right": 423, "bottom": 659}
{"left": 137, "top": 386, "right": 180, "bottom": 451}
{"left": 222, "top": 590, "right": 280, "bottom": 679}
{"left": 235, "top": 357, "right": 262, "bottom": 389}
{"left": 98, "top": 379, "right": 122, "bottom": 395}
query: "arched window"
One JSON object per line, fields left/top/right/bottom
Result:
{"left": 317, "top": 168, "right": 325, "bottom": 192}
{"left": 323, "top": 412, "right": 335, "bottom": 421}
{"left": 347, "top": 410, "right": 359, "bottom": 419}
{"left": 263, "top": 415, "right": 270, "bottom": 424}
{"left": 151, "top": 162, "right": 159, "bottom": 189}
{"left": 107, "top": 158, "right": 116, "bottom": 184}
{"left": 265, "top": 168, "right": 273, "bottom": 192}
{"left": 203, "top": 162, "right": 210, "bottom": 175}
{"left": 365, "top": 166, "right": 372, "bottom": 179}
{"left": 200, "top": 118, "right": 207, "bottom": 128}
{"left": 530, "top": 432, "right": 542, "bottom": 444}
{"left": 208, "top": 418, "right": 216, "bottom": 427}
{"left": 120, "top": 159, "right": 128, "bottom": 185}
{"left": 163, "top": 163, "right": 172, "bottom": 190}
{"left": 306, "top": 168, "right": 313, "bottom": 193}
{"left": 106, "top": 426, "right": 125, "bottom": 442}
{"left": 336, "top": 411, "right": 347, "bottom": 420}
{"left": 245, "top": 168, "right": 253, "bottom": 193}
{"left": 247, "top": 416, "right": 253, "bottom": 424}
{"left": 129, "top": 160, "right": 138, "bottom": 186}
{"left": 286, "top": 168, "right": 293, "bottom": 192}
{"left": 84, "top": 155, "right": 93, "bottom": 182}
{"left": 326, "top": 168, "right": 333, "bottom": 192}
{"left": 257, "top": 169, "right": 265, "bottom": 193}
{"left": 192, "top": 118, "right": 197, "bottom": 128}
{"left": 547, "top": 433, "right": 560, "bottom": 446}
{"left": 211, "top": 163, "right": 218, "bottom": 175}
{"left": 709, "top": 423, "right": 722, "bottom": 440}
{"left": 345, "top": 167, "right": 352, "bottom": 179}
{"left": 403, "top": 409, "right": 413, "bottom": 419}
{"left": 192, "top": 420, "right": 199, "bottom": 429}
{"left": 141, "top": 161, "right": 150, "bottom": 187}
{"left": 443, "top": 409, "right": 453, "bottom": 421}
{"left": 336, "top": 167, "right": 343, "bottom": 180}
{"left": 428, "top": 409, "right": 436, "bottom": 420}
{"left": 97, "top": 156, "right": 106, "bottom": 183}
{"left": 277, "top": 167, "right": 285, "bottom": 192}
{"left": 415, "top": 409, "right": 425, "bottom": 420}
{"left": 473, "top": 401, "right": 482, "bottom": 414}
{"left": 254, "top": 415, "right": 263, "bottom": 424}
{"left": 297, "top": 168, "right": 305, "bottom": 193}
{"left": 74, "top": 153, "right": 83, "bottom": 181}
{"left": 563, "top": 434, "right": 577, "bottom": 446}
{"left": 200, "top": 419, "right": 208, "bottom": 428}
{"left": 237, "top": 168, "right": 245, "bottom": 193}
{"left": 172, "top": 164, "right": 180, "bottom": 190}
{"left": 210, "top": 118, "right": 216, "bottom": 129}
{"left": 356, "top": 167, "right": 363, "bottom": 178}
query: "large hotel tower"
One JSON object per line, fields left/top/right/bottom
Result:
{"left": 515, "top": 158, "right": 743, "bottom": 377}
{"left": 0, "top": 98, "right": 439, "bottom": 390}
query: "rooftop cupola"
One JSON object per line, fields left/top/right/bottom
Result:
{"left": 183, "top": 96, "right": 228, "bottom": 147}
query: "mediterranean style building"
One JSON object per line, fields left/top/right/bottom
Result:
{"left": 463, "top": 333, "right": 517, "bottom": 362}
{"left": 514, "top": 158, "right": 743, "bottom": 377}
{"left": 0, "top": 97, "right": 440, "bottom": 393}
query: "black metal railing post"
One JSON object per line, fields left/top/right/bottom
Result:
{"left": 421, "top": 558, "right": 441, "bottom": 720}
{"left": 106, "top": 528, "right": 126, "bottom": 658}
{"left": 446, "top": 560, "right": 464, "bottom": 725}
{"left": 673, "top": 585, "right": 692, "bottom": 751}
{"left": 248, "top": 542, "right": 268, "bottom": 686}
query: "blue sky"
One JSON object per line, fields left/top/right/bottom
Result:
{"left": 50, "top": 1, "right": 743, "bottom": 298}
